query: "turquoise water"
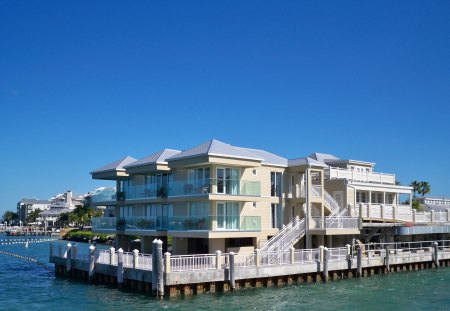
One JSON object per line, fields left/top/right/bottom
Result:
{"left": 1, "top": 235, "right": 449, "bottom": 311}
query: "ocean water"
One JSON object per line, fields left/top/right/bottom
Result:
{"left": 0, "top": 235, "right": 449, "bottom": 311}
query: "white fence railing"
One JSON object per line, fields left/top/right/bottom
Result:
{"left": 311, "top": 217, "right": 359, "bottom": 229}
{"left": 327, "top": 167, "right": 396, "bottom": 184}
{"left": 170, "top": 254, "right": 217, "bottom": 272}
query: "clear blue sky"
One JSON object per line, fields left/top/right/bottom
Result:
{"left": 1, "top": 1, "right": 449, "bottom": 215}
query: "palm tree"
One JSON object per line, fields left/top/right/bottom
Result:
{"left": 418, "top": 181, "right": 431, "bottom": 197}
{"left": 410, "top": 180, "right": 421, "bottom": 198}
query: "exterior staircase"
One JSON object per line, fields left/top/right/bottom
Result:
{"left": 258, "top": 216, "right": 306, "bottom": 253}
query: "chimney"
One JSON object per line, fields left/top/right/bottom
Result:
{"left": 66, "top": 190, "right": 73, "bottom": 207}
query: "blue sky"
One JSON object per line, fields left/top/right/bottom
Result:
{"left": 1, "top": 1, "right": 449, "bottom": 215}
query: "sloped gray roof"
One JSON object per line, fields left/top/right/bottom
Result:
{"left": 307, "top": 152, "right": 340, "bottom": 163}
{"left": 90, "top": 156, "right": 137, "bottom": 174}
{"left": 18, "top": 199, "right": 50, "bottom": 205}
{"left": 237, "top": 147, "right": 288, "bottom": 167}
{"left": 167, "top": 139, "right": 263, "bottom": 162}
{"left": 288, "top": 157, "right": 329, "bottom": 168}
{"left": 422, "top": 203, "right": 450, "bottom": 212}
{"left": 124, "top": 149, "right": 181, "bottom": 168}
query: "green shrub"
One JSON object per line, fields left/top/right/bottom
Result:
{"left": 64, "top": 229, "right": 112, "bottom": 243}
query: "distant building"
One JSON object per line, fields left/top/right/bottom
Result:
{"left": 16, "top": 198, "right": 51, "bottom": 223}
{"left": 415, "top": 196, "right": 450, "bottom": 212}
{"left": 38, "top": 190, "right": 84, "bottom": 226}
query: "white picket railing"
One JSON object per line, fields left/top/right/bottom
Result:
{"left": 170, "top": 254, "right": 217, "bottom": 272}
{"left": 327, "top": 167, "right": 396, "bottom": 184}
{"left": 311, "top": 216, "right": 359, "bottom": 229}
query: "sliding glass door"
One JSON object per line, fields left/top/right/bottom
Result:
{"left": 217, "top": 168, "right": 239, "bottom": 195}
{"left": 216, "top": 202, "right": 239, "bottom": 229}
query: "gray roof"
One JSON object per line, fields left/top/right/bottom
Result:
{"left": 18, "top": 199, "right": 50, "bottom": 205}
{"left": 124, "top": 149, "right": 181, "bottom": 168}
{"left": 237, "top": 147, "right": 288, "bottom": 167}
{"left": 288, "top": 157, "right": 329, "bottom": 168}
{"left": 39, "top": 208, "right": 71, "bottom": 216}
{"left": 307, "top": 152, "right": 340, "bottom": 163}
{"left": 167, "top": 139, "right": 263, "bottom": 162}
{"left": 90, "top": 156, "right": 137, "bottom": 174}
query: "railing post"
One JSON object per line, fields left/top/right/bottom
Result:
{"left": 151, "top": 239, "right": 157, "bottom": 293}
{"left": 412, "top": 209, "right": 416, "bottom": 223}
{"left": 156, "top": 239, "right": 164, "bottom": 297}
{"left": 433, "top": 242, "right": 439, "bottom": 268}
{"left": 357, "top": 246, "right": 362, "bottom": 277}
{"left": 164, "top": 252, "right": 171, "bottom": 273}
{"left": 66, "top": 243, "right": 72, "bottom": 272}
{"left": 367, "top": 203, "right": 371, "bottom": 218}
{"left": 216, "top": 250, "right": 222, "bottom": 269}
{"left": 117, "top": 248, "right": 124, "bottom": 287}
{"left": 255, "top": 249, "right": 260, "bottom": 267}
{"left": 447, "top": 209, "right": 450, "bottom": 222}
{"left": 346, "top": 244, "right": 352, "bottom": 270}
{"left": 319, "top": 245, "right": 324, "bottom": 270}
{"left": 109, "top": 247, "right": 115, "bottom": 265}
{"left": 359, "top": 203, "right": 363, "bottom": 219}
{"left": 229, "top": 252, "right": 236, "bottom": 290}
{"left": 385, "top": 245, "right": 390, "bottom": 273}
{"left": 89, "top": 245, "right": 95, "bottom": 281}
{"left": 133, "top": 249, "right": 139, "bottom": 269}
{"left": 430, "top": 210, "right": 435, "bottom": 223}
{"left": 323, "top": 247, "right": 329, "bottom": 283}
{"left": 393, "top": 205, "right": 397, "bottom": 222}
{"left": 380, "top": 204, "right": 385, "bottom": 220}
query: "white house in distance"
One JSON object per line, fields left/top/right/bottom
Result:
{"left": 16, "top": 198, "right": 51, "bottom": 223}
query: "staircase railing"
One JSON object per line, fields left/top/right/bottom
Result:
{"left": 258, "top": 217, "right": 306, "bottom": 254}
{"left": 323, "top": 189, "right": 341, "bottom": 216}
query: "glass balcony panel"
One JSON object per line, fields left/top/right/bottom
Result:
{"left": 91, "top": 189, "right": 117, "bottom": 203}
{"left": 92, "top": 217, "right": 117, "bottom": 230}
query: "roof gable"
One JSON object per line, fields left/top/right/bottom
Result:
{"left": 124, "top": 149, "right": 181, "bottom": 168}
{"left": 237, "top": 147, "right": 287, "bottom": 167}
{"left": 90, "top": 156, "right": 137, "bottom": 174}
{"left": 167, "top": 139, "right": 263, "bottom": 162}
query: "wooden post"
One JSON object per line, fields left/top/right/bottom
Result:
{"left": 66, "top": 243, "right": 72, "bottom": 272}
{"left": 229, "top": 252, "right": 236, "bottom": 290}
{"left": 117, "top": 248, "right": 124, "bottom": 287}
{"left": 385, "top": 245, "right": 390, "bottom": 273}
{"left": 156, "top": 239, "right": 164, "bottom": 297}
{"left": 434, "top": 242, "right": 439, "bottom": 268}
{"left": 357, "top": 246, "right": 362, "bottom": 277}
{"left": 216, "top": 250, "right": 222, "bottom": 269}
{"left": 89, "top": 245, "right": 95, "bottom": 281}
{"left": 151, "top": 239, "right": 157, "bottom": 292}
{"left": 133, "top": 249, "right": 139, "bottom": 269}
{"left": 164, "top": 252, "right": 171, "bottom": 274}
{"left": 323, "top": 247, "right": 329, "bottom": 283}
{"left": 109, "top": 247, "right": 115, "bottom": 265}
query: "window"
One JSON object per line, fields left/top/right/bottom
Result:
{"left": 253, "top": 202, "right": 257, "bottom": 208}
{"left": 252, "top": 169, "right": 257, "bottom": 176}
{"left": 216, "top": 202, "right": 239, "bottom": 229}
{"left": 217, "top": 168, "right": 239, "bottom": 195}
{"left": 271, "top": 203, "right": 282, "bottom": 229}
{"left": 271, "top": 172, "right": 282, "bottom": 197}
{"left": 356, "top": 191, "right": 367, "bottom": 203}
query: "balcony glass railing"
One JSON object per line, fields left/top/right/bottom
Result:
{"left": 95, "top": 215, "right": 261, "bottom": 232}
{"left": 122, "top": 178, "right": 261, "bottom": 199}
{"left": 91, "top": 190, "right": 117, "bottom": 203}
{"left": 92, "top": 217, "right": 117, "bottom": 230}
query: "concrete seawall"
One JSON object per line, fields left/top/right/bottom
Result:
{"left": 50, "top": 241, "right": 450, "bottom": 297}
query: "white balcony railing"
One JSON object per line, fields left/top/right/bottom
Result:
{"left": 327, "top": 167, "right": 396, "bottom": 184}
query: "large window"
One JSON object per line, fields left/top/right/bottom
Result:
{"left": 271, "top": 172, "right": 282, "bottom": 197}
{"left": 216, "top": 202, "right": 239, "bottom": 229}
{"left": 189, "top": 202, "right": 210, "bottom": 217}
{"left": 356, "top": 191, "right": 367, "bottom": 203}
{"left": 188, "top": 168, "right": 210, "bottom": 190}
{"left": 217, "top": 168, "right": 239, "bottom": 195}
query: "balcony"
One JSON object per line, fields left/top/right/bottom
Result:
{"left": 122, "top": 178, "right": 261, "bottom": 200}
{"left": 92, "top": 215, "right": 261, "bottom": 232}
{"left": 326, "top": 167, "right": 396, "bottom": 185}
{"left": 91, "top": 189, "right": 117, "bottom": 204}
